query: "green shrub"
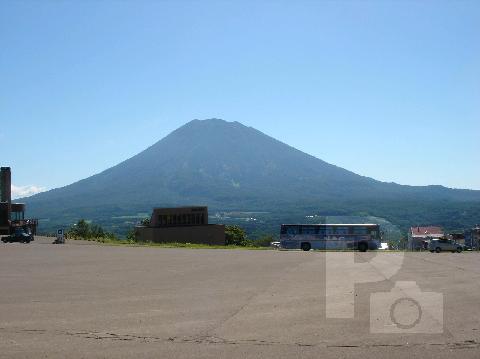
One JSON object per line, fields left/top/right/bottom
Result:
{"left": 253, "top": 235, "right": 275, "bottom": 247}
{"left": 225, "top": 225, "right": 252, "bottom": 246}
{"left": 140, "top": 217, "right": 151, "bottom": 226}
{"left": 67, "top": 219, "right": 118, "bottom": 242}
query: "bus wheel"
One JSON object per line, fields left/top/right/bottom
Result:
{"left": 301, "top": 242, "right": 311, "bottom": 251}
{"left": 358, "top": 242, "right": 368, "bottom": 252}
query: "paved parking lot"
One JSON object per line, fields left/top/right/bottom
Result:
{"left": 1, "top": 237, "right": 480, "bottom": 358}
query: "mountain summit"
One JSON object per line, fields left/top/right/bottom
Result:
{"left": 24, "top": 119, "right": 480, "bottom": 231}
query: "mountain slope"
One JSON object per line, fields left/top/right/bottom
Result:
{"left": 23, "top": 119, "right": 480, "bottom": 231}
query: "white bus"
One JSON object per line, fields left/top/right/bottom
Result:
{"left": 280, "top": 224, "right": 381, "bottom": 252}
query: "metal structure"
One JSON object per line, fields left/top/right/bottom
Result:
{"left": 0, "top": 167, "right": 38, "bottom": 236}
{"left": 465, "top": 225, "right": 480, "bottom": 251}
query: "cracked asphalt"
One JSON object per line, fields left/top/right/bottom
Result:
{"left": 1, "top": 237, "right": 480, "bottom": 358}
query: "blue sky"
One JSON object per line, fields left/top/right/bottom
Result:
{"left": 1, "top": 0, "right": 479, "bottom": 198}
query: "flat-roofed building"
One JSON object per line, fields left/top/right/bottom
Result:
{"left": 135, "top": 206, "right": 225, "bottom": 245}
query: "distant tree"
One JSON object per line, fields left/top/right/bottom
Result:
{"left": 140, "top": 217, "right": 151, "bottom": 226}
{"left": 126, "top": 228, "right": 137, "bottom": 242}
{"left": 90, "top": 224, "right": 104, "bottom": 238}
{"left": 398, "top": 237, "right": 408, "bottom": 250}
{"left": 67, "top": 219, "right": 113, "bottom": 240}
{"left": 69, "top": 219, "right": 91, "bottom": 239}
{"left": 225, "top": 225, "right": 252, "bottom": 246}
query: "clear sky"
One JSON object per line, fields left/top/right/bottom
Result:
{"left": 1, "top": 0, "right": 479, "bottom": 198}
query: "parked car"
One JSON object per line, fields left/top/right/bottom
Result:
{"left": 1, "top": 227, "right": 34, "bottom": 244}
{"left": 461, "top": 244, "right": 473, "bottom": 251}
{"left": 270, "top": 241, "right": 281, "bottom": 249}
{"left": 428, "top": 238, "right": 463, "bottom": 253}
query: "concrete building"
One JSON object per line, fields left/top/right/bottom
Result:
{"left": 408, "top": 226, "right": 444, "bottom": 251}
{"left": 135, "top": 206, "right": 225, "bottom": 245}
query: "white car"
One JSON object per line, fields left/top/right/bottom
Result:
{"left": 428, "top": 239, "right": 463, "bottom": 253}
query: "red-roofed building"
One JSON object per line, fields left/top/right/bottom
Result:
{"left": 408, "top": 226, "right": 444, "bottom": 250}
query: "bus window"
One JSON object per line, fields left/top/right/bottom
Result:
{"left": 318, "top": 227, "right": 326, "bottom": 236}
{"left": 353, "top": 226, "right": 368, "bottom": 235}
{"left": 335, "top": 226, "right": 349, "bottom": 235}
{"left": 325, "top": 226, "right": 334, "bottom": 235}
{"left": 286, "top": 226, "right": 299, "bottom": 235}
{"left": 302, "top": 226, "right": 317, "bottom": 235}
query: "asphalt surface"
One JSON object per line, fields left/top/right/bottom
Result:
{"left": 1, "top": 237, "right": 480, "bottom": 358}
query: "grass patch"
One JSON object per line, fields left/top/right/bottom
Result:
{"left": 132, "top": 242, "right": 271, "bottom": 250}
{"left": 68, "top": 237, "right": 271, "bottom": 250}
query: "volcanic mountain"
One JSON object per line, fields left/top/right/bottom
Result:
{"left": 23, "top": 119, "right": 480, "bottom": 231}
